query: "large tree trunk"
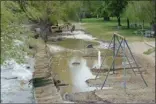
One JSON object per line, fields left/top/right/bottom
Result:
{"left": 117, "top": 16, "right": 121, "bottom": 26}
{"left": 103, "top": 16, "right": 110, "bottom": 21}
{"left": 97, "top": 14, "right": 99, "bottom": 18}
{"left": 127, "top": 18, "right": 130, "bottom": 29}
{"left": 152, "top": 23, "right": 156, "bottom": 37}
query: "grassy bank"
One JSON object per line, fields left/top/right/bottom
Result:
{"left": 81, "top": 18, "right": 154, "bottom": 42}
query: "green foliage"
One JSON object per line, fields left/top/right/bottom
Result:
{"left": 1, "top": 1, "right": 33, "bottom": 64}
{"left": 98, "top": 2, "right": 109, "bottom": 17}
{"left": 106, "top": 0, "right": 128, "bottom": 17}
{"left": 81, "top": 1, "right": 102, "bottom": 18}
{"left": 123, "top": 1, "right": 155, "bottom": 23}
{"left": 81, "top": 18, "right": 154, "bottom": 41}
{"left": 1, "top": 1, "right": 83, "bottom": 64}
{"left": 23, "top": 1, "right": 82, "bottom": 23}
{"left": 86, "top": 0, "right": 128, "bottom": 18}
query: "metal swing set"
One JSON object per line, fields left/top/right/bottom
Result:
{"left": 95, "top": 33, "right": 148, "bottom": 90}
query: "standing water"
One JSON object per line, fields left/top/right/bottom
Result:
{"left": 48, "top": 30, "right": 115, "bottom": 95}
{"left": 50, "top": 51, "right": 98, "bottom": 94}
{"left": 1, "top": 57, "right": 35, "bottom": 103}
{"left": 69, "top": 57, "right": 96, "bottom": 93}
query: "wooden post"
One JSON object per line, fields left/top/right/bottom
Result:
{"left": 95, "top": 35, "right": 114, "bottom": 79}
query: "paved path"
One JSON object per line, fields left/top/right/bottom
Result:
{"left": 144, "top": 41, "right": 155, "bottom": 48}
{"left": 128, "top": 41, "right": 155, "bottom": 63}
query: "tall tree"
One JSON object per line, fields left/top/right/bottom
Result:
{"left": 81, "top": 1, "right": 102, "bottom": 18}
{"left": 97, "top": 1, "right": 109, "bottom": 21}
{"left": 108, "top": 0, "right": 128, "bottom": 26}
{"left": 124, "top": 1, "right": 155, "bottom": 29}
{"left": 100, "top": 0, "right": 128, "bottom": 25}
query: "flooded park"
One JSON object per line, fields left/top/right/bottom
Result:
{"left": 1, "top": 1, "right": 155, "bottom": 103}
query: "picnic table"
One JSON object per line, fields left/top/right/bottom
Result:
{"left": 130, "top": 23, "right": 142, "bottom": 28}
{"left": 134, "top": 29, "right": 155, "bottom": 37}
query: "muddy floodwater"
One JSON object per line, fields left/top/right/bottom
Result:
{"left": 47, "top": 31, "right": 123, "bottom": 96}
{"left": 51, "top": 51, "right": 99, "bottom": 94}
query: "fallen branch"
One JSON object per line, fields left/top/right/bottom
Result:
{"left": 2, "top": 77, "right": 18, "bottom": 80}
{"left": 91, "top": 66, "right": 142, "bottom": 73}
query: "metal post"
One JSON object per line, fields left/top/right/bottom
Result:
{"left": 155, "top": 0, "right": 156, "bottom": 23}
{"left": 123, "top": 39, "right": 126, "bottom": 90}
{"left": 113, "top": 34, "right": 116, "bottom": 74}
{"left": 125, "top": 40, "right": 148, "bottom": 87}
{"left": 95, "top": 35, "right": 114, "bottom": 79}
{"left": 116, "top": 36, "right": 136, "bottom": 76}
{"left": 101, "top": 39, "right": 123, "bottom": 89}
{"left": 84, "top": 40, "right": 85, "bottom": 54}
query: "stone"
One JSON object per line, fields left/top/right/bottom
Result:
{"left": 87, "top": 44, "right": 93, "bottom": 48}
{"left": 57, "top": 38, "right": 63, "bottom": 41}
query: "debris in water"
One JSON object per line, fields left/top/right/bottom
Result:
{"left": 57, "top": 37, "right": 63, "bottom": 41}
{"left": 87, "top": 44, "right": 93, "bottom": 48}
{"left": 72, "top": 62, "right": 80, "bottom": 65}
{"left": 26, "top": 66, "right": 30, "bottom": 69}
{"left": 29, "top": 45, "right": 33, "bottom": 49}
{"left": 62, "top": 31, "right": 96, "bottom": 40}
{"left": 34, "top": 34, "right": 39, "bottom": 39}
{"left": 71, "top": 25, "right": 75, "bottom": 32}
{"left": 3, "top": 77, "right": 18, "bottom": 80}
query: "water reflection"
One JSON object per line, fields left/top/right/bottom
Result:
{"left": 48, "top": 30, "right": 122, "bottom": 95}
{"left": 51, "top": 51, "right": 98, "bottom": 94}
{"left": 69, "top": 57, "right": 96, "bottom": 93}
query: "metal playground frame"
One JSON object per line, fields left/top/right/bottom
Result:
{"left": 95, "top": 33, "right": 148, "bottom": 90}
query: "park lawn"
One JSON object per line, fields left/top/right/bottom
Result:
{"left": 81, "top": 18, "right": 154, "bottom": 42}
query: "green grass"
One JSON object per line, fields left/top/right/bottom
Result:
{"left": 143, "top": 47, "right": 155, "bottom": 55}
{"left": 81, "top": 18, "right": 154, "bottom": 42}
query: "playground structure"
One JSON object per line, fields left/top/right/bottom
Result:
{"left": 95, "top": 33, "right": 148, "bottom": 90}
{"left": 46, "top": 28, "right": 149, "bottom": 91}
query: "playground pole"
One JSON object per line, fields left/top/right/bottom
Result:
{"left": 123, "top": 39, "right": 126, "bottom": 90}
{"left": 101, "top": 39, "right": 123, "bottom": 89}
{"left": 113, "top": 34, "right": 116, "bottom": 74}
{"left": 125, "top": 40, "right": 148, "bottom": 87}
{"left": 95, "top": 35, "right": 114, "bottom": 79}
{"left": 116, "top": 36, "right": 136, "bottom": 76}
